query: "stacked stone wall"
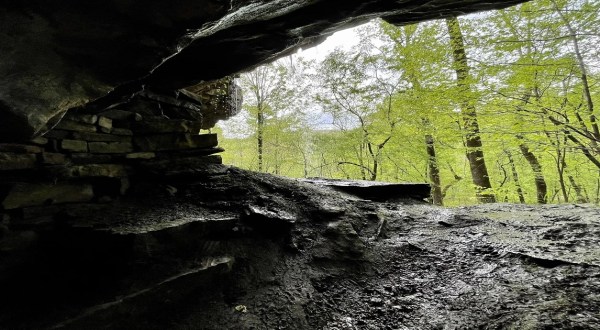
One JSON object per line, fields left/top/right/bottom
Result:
{"left": 0, "top": 92, "right": 222, "bottom": 248}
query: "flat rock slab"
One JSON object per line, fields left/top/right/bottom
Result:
{"left": 301, "top": 178, "right": 430, "bottom": 201}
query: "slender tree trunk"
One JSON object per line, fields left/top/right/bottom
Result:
{"left": 426, "top": 133, "right": 443, "bottom": 205}
{"left": 257, "top": 105, "right": 264, "bottom": 172}
{"left": 506, "top": 151, "right": 526, "bottom": 203}
{"left": 552, "top": 0, "right": 600, "bottom": 147}
{"left": 517, "top": 141, "right": 547, "bottom": 204}
{"left": 596, "top": 171, "right": 600, "bottom": 204}
{"left": 557, "top": 148, "right": 568, "bottom": 203}
{"left": 568, "top": 175, "right": 588, "bottom": 203}
{"left": 446, "top": 17, "right": 495, "bottom": 203}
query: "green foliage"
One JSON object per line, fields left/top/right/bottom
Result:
{"left": 219, "top": 0, "right": 600, "bottom": 206}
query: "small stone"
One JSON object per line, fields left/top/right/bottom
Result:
{"left": 61, "top": 139, "right": 88, "bottom": 152}
{"left": 98, "top": 116, "right": 113, "bottom": 130}
{"left": 234, "top": 305, "right": 247, "bottom": 313}
{"left": 0, "top": 152, "right": 37, "bottom": 170}
{"left": 89, "top": 142, "right": 133, "bottom": 154}
{"left": 2, "top": 183, "right": 94, "bottom": 209}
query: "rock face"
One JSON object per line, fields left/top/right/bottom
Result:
{"left": 0, "top": 0, "right": 528, "bottom": 141}
{"left": 0, "top": 166, "right": 598, "bottom": 329}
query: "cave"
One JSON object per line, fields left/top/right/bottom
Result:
{"left": 0, "top": 1, "right": 599, "bottom": 329}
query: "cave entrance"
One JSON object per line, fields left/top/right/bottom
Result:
{"left": 217, "top": 0, "right": 600, "bottom": 206}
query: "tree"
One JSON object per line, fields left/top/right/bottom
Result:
{"left": 316, "top": 25, "right": 402, "bottom": 181}
{"left": 446, "top": 17, "right": 496, "bottom": 203}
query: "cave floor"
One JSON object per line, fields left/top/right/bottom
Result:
{"left": 2, "top": 165, "right": 599, "bottom": 329}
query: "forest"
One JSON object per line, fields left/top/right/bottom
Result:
{"left": 215, "top": 0, "right": 600, "bottom": 206}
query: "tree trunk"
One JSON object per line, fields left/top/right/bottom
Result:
{"left": 426, "top": 134, "right": 443, "bottom": 205}
{"left": 568, "top": 175, "right": 588, "bottom": 203}
{"left": 446, "top": 17, "right": 495, "bottom": 203}
{"left": 556, "top": 148, "right": 568, "bottom": 203}
{"left": 517, "top": 142, "right": 547, "bottom": 204}
{"left": 506, "top": 151, "right": 526, "bottom": 203}
{"left": 257, "top": 105, "right": 264, "bottom": 172}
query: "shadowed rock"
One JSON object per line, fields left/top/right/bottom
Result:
{"left": 0, "top": 0, "right": 528, "bottom": 141}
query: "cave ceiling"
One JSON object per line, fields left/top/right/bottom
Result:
{"left": 0, "top": 0, "right": 528, "bottom": 141}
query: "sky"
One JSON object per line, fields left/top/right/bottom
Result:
{"left": 297, "top": 25, "right": 362, "bottom": 60}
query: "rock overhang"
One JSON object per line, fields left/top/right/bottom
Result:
{"left": 0, "top": 0, "right": 529, "bottom": 141}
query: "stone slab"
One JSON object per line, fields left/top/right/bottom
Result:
{"left": 89, "top": 142, "right": 134, "bottom": 154}
{"left": 71, "top": 153, "right": 115, "bottom": 164}
{"left": 0, "top": 152, "right": 37, "bottom": 170}
{"left": 98, "top": 117, "right": 113, "bottom": 130}
{"left": 41, "top": 152, "right": 67, "bottom": 165}
{"left": 134, "top": 133, "right": 218, "bottom": 152}
{"left": 2, "top": 183, "right": 94, "bottom": 209}
{"left": 301, "top": 178, "right": 431, "bottom": 201}
{"left": 0, "top": 143, "right": 44, "bottom": 154}
{"left": 98, "top": 110, "right": 143, "bottom": 122}
{"left": 131, "top": 119, "right": 202, "bottom": 134}
{"left": 53, "top": 119, "right": 97, "bottom": 133}
{"left": 30, "top": 137, "right": 49, "bottom": 145}
{"left": 110, "top": 128, "right": 134, "bottom": 136}
{"left": 125, "top": 152, "right": 156, "bottom": 160}
{"left": 156, "top": 147, "right": 224, "bottom": 158}
{"left": 61, "top": 140, "right": 88, "bottom": 153}
{"left": 65, "top": 113, "right": 98, "bottom": 125}
{"left": 72, "top": 132, "right": 131, "bottom": 143}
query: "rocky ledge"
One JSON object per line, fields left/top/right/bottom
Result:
{"left": 1, "top": 165, "right": 597, "bottom": 329}
{"left": 0, "top": 0, "right": 528, "bottom": 141}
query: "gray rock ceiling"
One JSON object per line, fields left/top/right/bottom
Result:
{"left": 0, "top": 0, "right": 528, "bottom": 141}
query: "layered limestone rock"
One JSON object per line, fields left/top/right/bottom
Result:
{"left": 0, "top": 91, "right": 223, "bottom": 230}
{"left": 0, "top": 0, "right": 528, "bottom": 141}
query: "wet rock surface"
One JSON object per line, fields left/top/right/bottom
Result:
{"left": 1, "top": 165, "right": 598, "bottom": 329}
